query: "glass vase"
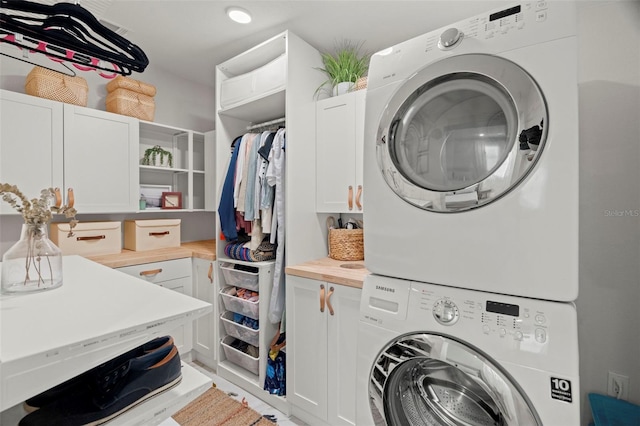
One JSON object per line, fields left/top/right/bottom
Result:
{"left": 1, "top": 224, "right": 63, "bottom": 294}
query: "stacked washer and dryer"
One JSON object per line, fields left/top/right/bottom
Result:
{"left": 358, "top": 2, "right": 581, "bottom": 425}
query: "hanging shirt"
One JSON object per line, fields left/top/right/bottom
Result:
{"left": 218, "top": 137, "right": 243, "bottom": 241}
{"left": 268, "top": 128, "right": 286, "bottom": 324}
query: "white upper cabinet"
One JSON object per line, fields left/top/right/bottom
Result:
{"left": 0, "top": 90, "right": 64, "bottom": 214}
{"left": 63, "top": 104, "right": 139, "bottom": 213}
{"left": 316, "top": 90, "right": 366, "bottom": 213}
{"left": 0, "top": 90, "right": 138, "bottom": 214}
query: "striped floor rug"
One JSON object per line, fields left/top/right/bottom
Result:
{"left": 172, "top": 385, "right": 276, "bottom": 426}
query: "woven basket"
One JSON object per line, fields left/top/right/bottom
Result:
{"left": 354, "top": 76, "right": 368, "bottom": 91}
{"left": 106, "top": 75, "right": 157, "bottom": 97}
{"left": 328, "top": 228, "right": 364, "bottom": 261}
{"left": 25, "top": 66, "right": 88, "bottom": 106}
{"left": 106, "top": 88, "right": 155, "bottom": 121}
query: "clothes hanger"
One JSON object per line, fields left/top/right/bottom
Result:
{"left": 0, "top": 0, "right": 149, "bottom": 76}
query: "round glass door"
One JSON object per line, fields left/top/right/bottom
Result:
{"left": 369, "top": 333, "right": 541, "bottom": 426}
{"left": 376, "top": 54, "right": 548, "bottom": 212}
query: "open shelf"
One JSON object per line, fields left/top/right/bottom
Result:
{"left": 0, "top": 362, "right": 211, "bottom": 426}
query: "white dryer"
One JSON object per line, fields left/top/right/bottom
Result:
{"left": 356, "top": 274, "right": 580, "bottom": 425}
{"left": 363, "top": 3, "right": 579, "bottom": 301}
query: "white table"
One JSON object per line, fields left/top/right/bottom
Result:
{"left": 1, "top": 255, "right": 212, "bottom": 424}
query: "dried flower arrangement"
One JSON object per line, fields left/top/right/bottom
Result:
{"left": 1, "top": 183, "right": 78, "bottom": 290}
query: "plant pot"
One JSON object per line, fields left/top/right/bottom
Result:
{"left": 332, "top": 81, "right": 355, "bottom": 96}
{"left": 1, "top": 224, "right": 63, "bottom": 293}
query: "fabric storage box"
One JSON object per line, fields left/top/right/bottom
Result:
{"left": 220, "top": 262, "right": 259, "bottom": 291}
{"left": 106, "top": 88, "right": 155, "bottom": 121}
{"left": 221, "top": 311, "right": 260, "bottom": 347}
{"left": 123, "top": 219, "right": 181, "bottom": 251}
{"left": 221, "top": 335, "right": 259, "bottom": 375}
{"left": 220, "top": 286, "right": 259, "bottom": 320}
{"left": 106, "top": 75, "right": 157, "bottom": 97}
{"left": 50, "top": 221, "right": 121, "bottom": 256}
{"left": 219, "top": 54, "right": 286, "bottom": 109}
{"left": 25, "top": 66, "right": 88, "bottom": 106}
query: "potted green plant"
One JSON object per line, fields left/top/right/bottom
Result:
{"left": 141, "top": 145, "right": 173, "bottom": 168}
{"left": 315, "top": 40, "right": 370, "bottom": 98}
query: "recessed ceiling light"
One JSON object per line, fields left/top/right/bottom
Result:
{"left": 226, "top": 7, "right": 252, "bottom": 24}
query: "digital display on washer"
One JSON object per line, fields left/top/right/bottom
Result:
{"left": 489, "top": 5, "right": 521, "bottom": 21}
{"left": 486, "top": 301, "right": 520, "bottom": 317}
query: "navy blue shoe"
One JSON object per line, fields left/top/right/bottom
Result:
{"left": 19, "top": 344, "right": 182, "bottom": 426}
{"left": 23, "top": 335, "right": 174, "bottom": 412}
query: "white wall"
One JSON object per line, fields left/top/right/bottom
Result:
{"left": 577, "top": 1, "right": 640, "bottom": 423}
{"left": 0, "top": 56, "right": 215, "bottom": 132}
{"left": 0, "top": 51, "right": 218, "bottom": 255}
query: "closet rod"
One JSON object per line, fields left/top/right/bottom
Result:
{"left": 247, "top": 117, "right": 285, "bottom": 131}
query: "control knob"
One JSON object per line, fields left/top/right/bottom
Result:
{"left": 438, "top": 28, "right": 464, "bottom": 50}
{"left": 433, "top": 299, "right": 460, "bottom": 325}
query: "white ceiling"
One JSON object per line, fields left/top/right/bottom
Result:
{"left": 90, "top": 0, "right": 507, "bottom": 88}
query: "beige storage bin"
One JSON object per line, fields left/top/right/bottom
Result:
{"left": 50, "top": 221, "right": 121, "bottom": 256}
{"left": 106, "top": 75, "right": 157, "bottom": 97}
{"left": 221, "top": 335, "right": 259, "bottom": 375}
{"left": 123, "top": 219, "right": 181, "bottom": 251}
{"left": 25, "top": 66, "right": 88, "bottom": 106}
{"left": 106, "top": 88, "right": 155, "bottom": 121}
{"left": 219, "top": 54, "right": 286, "bottom": 110}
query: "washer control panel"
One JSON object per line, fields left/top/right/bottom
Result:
{"left": 433, "top": 299, "right": 460, "bottom": 325}
{"left": 414, "top": 284, "right": 553, "bottom": 347}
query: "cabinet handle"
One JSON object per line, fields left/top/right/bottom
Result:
{"left": 348, "top": 186, "right": 353, "bottom": 211}
{"left": 67, "top": 188, "right": 75, "bottom": 208}
{"left": 355, "top": 185, "right": 363, "bottom": 211}
{"left": 207, "top": 262, "right": 213, "bottom": 283}
{"left": 320, "top": 284, "right": 325, "bottom": 313}
{"left": 140, "top": 268, "right": 162, "bottom": 276}
{"left": 77, "top": 235, "right": 105, "bottom": 241}
{"left": 54, "top": 188, "right": 62, "bottom": 208}
{"left": 149, "top": 231, "right": 170, "bottom": 236}
{"left": 326, "top": 286, "right": 335, "bottom": 316}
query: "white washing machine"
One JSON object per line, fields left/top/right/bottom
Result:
{"left": 363, "top": 2, "right": 579, "bottom": 301}
{"left": 356, "top": 274, "right": 580, "bottom": 425}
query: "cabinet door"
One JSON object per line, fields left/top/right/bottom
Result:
{"left": 316, "top": 93, "right": 357, "bottom": 213}
{"left": 191, "top": 258, "right": 216, "bottom": 367}
{"left": 286, "top": 275, "right": 329, "bottom": 420}
{"left": 326, "top": 284, "right": 362, "bottom": 426}
{"left": 63, "top": 104, "right": 139, "bottom": 213}
{"left": 0, "top": 91, "right": 64, "bottom": 214}
{"left": 354, "top": 90, "right": 366, "bottom": 212}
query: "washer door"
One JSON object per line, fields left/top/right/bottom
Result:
{"left": 376, "top": 54, "right": 548, "bottom": 212}
{"left": 369, "top": 333, "right": 541, "bottom": 426}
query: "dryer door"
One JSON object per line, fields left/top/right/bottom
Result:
{"left": 369, "top": 333, "right": 541, "bottom": 426}
{"left": 376, "top": 54, "right": 547, "bottom": 212}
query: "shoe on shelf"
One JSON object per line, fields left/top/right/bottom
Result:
{"left": 23, "top": 335, "right": 174, "bottom": 412}
{"left": 19, "top": 344, "right": 182, "bottom": 426}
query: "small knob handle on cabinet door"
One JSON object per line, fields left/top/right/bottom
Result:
{"left": 140, "top": 268, "right": 163, "bottom": 276}
{"left": 54, "top": 188, "right": 62, "bottom": 208}
{"left": 207, "top": 262, "right": 213, "bottom": 283}
{"left": 348, "top": 186, "right": 353, "bottom": 211}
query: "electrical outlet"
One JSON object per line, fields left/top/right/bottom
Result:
{"left": 607, "top": 372, "right": 629, "bottom": 399}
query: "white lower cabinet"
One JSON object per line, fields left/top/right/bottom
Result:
{"left": 286, "top": 275, "right": 362, "bottom": 426}
{"left": 117, "top": 258, "right": 193, "bottom": 354}
{"left": 191, "top": 257, "right": 217, "bottom": 368}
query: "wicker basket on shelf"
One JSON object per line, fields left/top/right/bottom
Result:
{"left": 106, "top": 75, "right": 157, "bottom": 97}
{"left": 328, "top": 228, "right": 364, "bottom": 261}
{"left": 25, "top": 66, "right": 88, "bottom": 106}
{"left": 106, "top": 88, "right": 155, "bottom": 121}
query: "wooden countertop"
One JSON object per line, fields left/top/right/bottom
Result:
{"left": 285, "top": 257, "right": 370, "bottom": 289}
{"left": 86, "top": 240, "right": 216, "bottom": 268}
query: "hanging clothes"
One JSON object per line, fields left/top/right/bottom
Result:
{"left": 267, "top": 128, "right": 286, "bottom": 324}
{"left": 218, "top": 137, "right": 243, "bottom": 242}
